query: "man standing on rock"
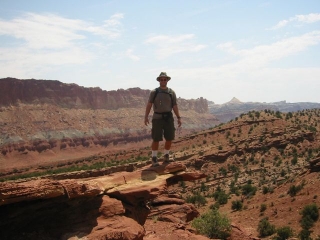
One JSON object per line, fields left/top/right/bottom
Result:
{"left": 144, "top": 72, "right": 182, "bottom": 167}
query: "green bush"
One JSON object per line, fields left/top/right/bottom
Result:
{"left": 185, "top": 192, "right": 207, "bottom": 207}
{"left": 262, "top": 186, "right": 269, "bottom": 194}
{"left": 241, "top": 183, "right": 257, "bottom": 197}
{"left": 300, "top": 203, "right": 319, "bottom": 230}
{"left": 260, "top": 203, "right": 267, "bottom": 213}
{"left": 213, "top": 187, "right": 229, "bottom": 205}
{"left": 191, "top": 209, "right": 231, "bottom": 239}
{"left": 300, "top": 216, "right": 314, "bottom": 231}
{"left": 257, "top": 218, "right": 276, "bottom": 237}
{"left": 298, "top": 229, "right": 312, "bottom": 240}
{"left": 288, "top": 184, "right": 303, "bottom": 197}
{"left": 275, "top": 226, "right": 293, "bottom": 240}
{"left": 200, "top": 182, "right": 208, "bottom": 192}
{"left": 301, "top": 203, "right": 319, "bottom": 223}
{"left": 231, "top": 200, "right": 243, "bottom": 211}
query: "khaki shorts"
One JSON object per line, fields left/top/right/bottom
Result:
{"left": 151, "top": 118, "right": 175, "bottom": 141}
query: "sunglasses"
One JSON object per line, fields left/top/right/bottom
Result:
{"left": 159, "top": 79, "right": 168, "bottom": 82}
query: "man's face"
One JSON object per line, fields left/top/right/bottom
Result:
{"left": 158, "top": 77, "right": 168, "bottom": 87}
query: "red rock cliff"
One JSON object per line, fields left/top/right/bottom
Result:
{"left": 0, "top": 78, "right": 208, "bottom": 113}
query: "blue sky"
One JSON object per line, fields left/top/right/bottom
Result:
{"left": 0, "top": 0, "right": 320, "bottom": 104}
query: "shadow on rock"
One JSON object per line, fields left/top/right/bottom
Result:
{"left": 0, "top": 195, "right": 103, "bottom": 240}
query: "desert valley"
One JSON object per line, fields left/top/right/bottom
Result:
{"left": 1, "top": 78, "right": 320, "bottom": 240}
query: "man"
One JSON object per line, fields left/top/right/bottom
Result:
{"left": 144, "top": 72, "right": 182, "bottom": 167}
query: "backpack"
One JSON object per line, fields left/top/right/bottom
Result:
{"left": 152, "top": 87, "right": 174, "bottom": 107}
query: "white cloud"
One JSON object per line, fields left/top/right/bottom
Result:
{"left": 0, "top": 46, "right": 93, "bottom": 78}
{"left": 87, "top": 13, "right": 124, "bottom": 38}
{"left": 0, "top": 13, "right": 123, "bottom": 49}
{"left": 145, "top": 34, "right": 207, "bottom": 59}
{"left": 167, "top": 30, "right": 320, "bottom": 102}
{"left": 269, "top": 13, "right": 320, "bottom": 30}
{"left": 0, "top": 12, "right": 124, "bottom": 78}
{"left": 125, "top": 48, "right": 140, "bottom": 61}
{"left": 217, "top": 31, "right": 320, "bottom": 70}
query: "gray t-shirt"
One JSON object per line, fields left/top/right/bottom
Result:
{"left": 148, "top": 87, "right": 177, "bottom": 119}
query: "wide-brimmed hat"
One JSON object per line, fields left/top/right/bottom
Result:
{"left": 156, "top": 72, "right": 171, "bottom": 81}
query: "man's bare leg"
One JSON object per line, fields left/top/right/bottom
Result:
{"left": 164, "top": 140, "right": 172, "bottom": 150}
{"left": 152, "top": 141, "right": 159, "bottom": 151}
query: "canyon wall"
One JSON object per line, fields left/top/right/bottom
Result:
{"left": 0, "top": 78, "right": 208, "bottom": 113}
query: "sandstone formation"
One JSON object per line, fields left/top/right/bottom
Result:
{"left": 0, "top": 162, "right": 208, "bottom": 240}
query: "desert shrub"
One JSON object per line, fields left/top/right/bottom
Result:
{"left": 260, "top": 203, "right": 267, "bottom": 213}
{"left": 213, "top": 187, "right": 229, "bottom": 205}
{"left": 298, "top": 229, "right": 312, "bottom": 240}
{"left": 275, "top": 226, "right": 293, "bottom": 240}
{"left": 229, "top": 180, "right": 240, "bottom": 195}
{"left": 291, "top": 155, "right": 298, "bottom": 165}
{"left": 262, "top": 186, "right": 269, "bottom": 194}
{"left": 191, "top": 209, "right": 231, "bottom": 239}
{"left": 231, "top": 200, "right": 243, "bottom": 211}
{"left": 210, "top": 202, "right": 220, "bottom": 210}
{"left": 257, "top": 217, "right": 276, "bottom": 237}
{"left": 276, "top": 111, "right": 282, "bottom": 118}
{"left": 288, "top": 183, "right": 304, "bottom": 197}
{"left": 300, "top": 203, "right": 319, "bottom": 230}
{"left": 200, "top": 182, "right": 208, "bottom": 192}
{"left": 301, "top": 203, "right": 319, "bottom": 222}
{"left": 300, "top": 216, "right": 314, "bottom": 231}
{"left": 241, "top": 183, "right": 257, "bottom": 197}
{"left": 219, "top": 167, "right": 227, "bottom": 176}
{"left": 186, "top": 192, "right": 207, "bottom": 207}
{"left": 209, "top": 202, "right": 220, "bottom": 210}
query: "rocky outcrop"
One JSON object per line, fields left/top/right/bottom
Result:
{"left": 0, "top": 162, "right": 207, "bottom": 240}
{"left": 310, "top": 156, "right": 320, "bottom": 172}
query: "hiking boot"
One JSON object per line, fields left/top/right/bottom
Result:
{"left": 152, "top": 156, "right": 159, "bottom": 167}
{"left": 163, "top": 153, "right": 170, "bottom": 163}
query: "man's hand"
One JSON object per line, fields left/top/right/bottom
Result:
{"left": 144, "top": 116, "right": 149, "bottom": 126}
{"left": 177, "top": 118, "right": 182, "bottom": 128}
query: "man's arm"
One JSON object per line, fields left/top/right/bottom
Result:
{"left": 172, "top": 105, "right": 182, "bottom": 127}
{"left": 144, "top": 102, "right": 153, "bottom": 126}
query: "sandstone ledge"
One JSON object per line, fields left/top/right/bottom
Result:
{"left": 0, "top": 162, "right": 208, "bottom": 240}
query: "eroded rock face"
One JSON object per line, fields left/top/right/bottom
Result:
{"left": 0, "top": 78, "right": 208, "bottom": 112}
{"left": 0, "top": 162, "right": 205, "bottom": 240}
